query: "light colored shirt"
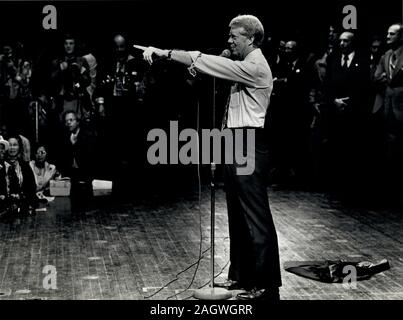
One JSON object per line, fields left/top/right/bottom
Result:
{"left": 189, "top": 49, "right": 272, "bottom": 128}
{"left": 29, "top": 161, "right": 57, "bottom": 192}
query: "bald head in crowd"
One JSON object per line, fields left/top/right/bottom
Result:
{"left": 114, "top": 34, "right": 128, "bottom": 60}
{"left": 339, "top": 31, "right": 355, "bottom": 55}
{"left": 387, "top": 24, "right": 403, "bottom": 48}
{"left": 285, "top": 40, "right": 299, "bottom": 62}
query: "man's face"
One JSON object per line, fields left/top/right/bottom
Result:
{"left": 339, "top": 32, "right": 354, "bottom": 54}
{"left": 8, "top": 138, "right": 20, "bottom": 158}
{"left": 114, "top": 36, "right": 127, "bottom": 58}
{"left": 387, "top": 25, "right": 402, "bottom": 45}
{"left": 285, "top": 41, "right": 298, "bottom": 61}
{"left": 64, "top": 39, "right": 75, "bottom": 55}
{"left": 328, "top": 26, "right": 338, "bottom": 43}
{"left": 65, "top": 113, "right": 79, "bottom": 132}
{"left": 228, "top": 26, "right": 252, "bottom": 59}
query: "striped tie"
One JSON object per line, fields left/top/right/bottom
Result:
{"left": 390, "top": 53, "right": 397, "bottom": 78}
{"left": 221, "top": 90, "right": 232, "bottom": 130}
{"left": 342, "top": 54, "right": 349, "bottom": 70}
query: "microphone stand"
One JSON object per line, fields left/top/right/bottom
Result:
{"left": 193, "top": 77, "right": 232, "bottom": 300}
{"left": 34, "top": 100, "right": 39, "bottom": 144}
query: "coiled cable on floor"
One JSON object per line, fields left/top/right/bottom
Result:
{"left": 165, "top": 100, "right": 204, "bottom": 300}
{"left": 144, "top": 100, "right": 206, "bottom": 300}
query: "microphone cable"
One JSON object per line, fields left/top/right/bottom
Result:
{"left": 166, "top": 99, "right": 205, "bottom": 300}
{"left": 144, "top": 99, "right": 207, "bottom": 300}
{"left": 182, "top": 236, "right": 231, "bottom": 300}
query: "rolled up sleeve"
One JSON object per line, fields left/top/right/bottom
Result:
{"left": 188, "top": 51, "right": 265, "bottom": 88}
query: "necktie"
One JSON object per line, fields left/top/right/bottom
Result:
{"left": 221, "top": 86, "right": 234, "bottom": 130}
{"left": 342, "top": 54, "right": 349, "bottom": 69}
{"left": 221, "top": 94, "right": 231, "bottom": 130}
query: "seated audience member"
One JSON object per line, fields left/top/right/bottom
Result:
{"left": 0, "top": 136, "right": 10, "bottom": 211}
{"left": 29, "top": 145, "right": 57, "bottom": 195}
{"left": 61, "top": 111, "right": 96, "bottom": 209}
{"left": 6, "top": 135, "right": 38, "bottom": 214}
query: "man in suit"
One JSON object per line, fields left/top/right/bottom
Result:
{"left": 323, "top": 31, "right": 370, "bottom": 195}
{"left": 95, "top": 34, "right": 147, "bottom": 199}
{"left": 62, "top": 110, "right": 96, "bottom": 210}
{"left": 269, "top": 40, "right": 315, "bottom": 188}
{"left": 373, "top": 23, "right": 403, "bottom": 198}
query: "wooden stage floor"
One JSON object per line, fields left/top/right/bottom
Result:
{"left": 0, "top": 187, "right": 402, "bottom": 300}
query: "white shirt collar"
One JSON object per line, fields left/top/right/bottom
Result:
{"left": 341, "top": 51, "right": 355, "bottom": 67}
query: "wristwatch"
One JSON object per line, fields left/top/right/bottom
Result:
{"left": 167, "top": 49, "right": 173, "bottom": 60}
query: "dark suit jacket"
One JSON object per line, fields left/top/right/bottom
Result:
{"left": 50, "top": 55, "right": 91, "bottom": 99}
{"left": 8, "top": 160, "right": 38, "bottom": 207}
{"left": 0, "top": 161, "right": 8, "bottom": 196}
{"left": 96, "top": 54, "right": 145, "bottom": 101}
{"left": 61, "top": 125, "right": 96, "bottom": 181}
{"left": 324, "top": 51, "right": 370, "bottom": 117}
{"left": 373, "top": 45, "right": 403, "bottom": 121}
{"left": 271, "top": 56, "right": 315, "bottom": 123}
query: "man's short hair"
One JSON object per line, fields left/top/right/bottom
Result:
{"left": 229, "top": 15, "right": 265, "bottom": 47}
{"left": 64, "top": 33, "right": 76, "bottom": 41}
{"left": 63, "top": 110, "right": 79, "bottom": 121}
{"left": 340, "top": 31, "right": 356, "bottom": 39}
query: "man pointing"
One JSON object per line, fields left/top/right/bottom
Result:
{"left": 140, "top": 14, "right": 282, "bottom": 300}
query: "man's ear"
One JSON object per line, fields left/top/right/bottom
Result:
{"left": 249, "top": 36, "right": 255, "bottom": 46}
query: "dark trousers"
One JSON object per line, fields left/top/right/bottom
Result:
{"left": 383, "top": 110, "right": 403, "bottom": 191}
{"left": 108, "top": 97, "right": 145, "bottom": 198}
{"left": 224, "top": 128, "right": 282, "bottom": 290}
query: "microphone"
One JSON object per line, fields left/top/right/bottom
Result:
{"left": 220, "top": 49, "right": 231, "bottom": 58}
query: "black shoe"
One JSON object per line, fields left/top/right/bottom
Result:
{"left": 236, "top": 288, "right": 280, "bottom": 301}
{"left": 214, "top": 280, "right": 243, "bottom": 290}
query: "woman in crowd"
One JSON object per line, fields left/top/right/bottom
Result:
{"left": 29, "top": 144, "right": 57, "bottom": 196}
{"left": 6, "top": 135, "right": 37, "bottom": 214}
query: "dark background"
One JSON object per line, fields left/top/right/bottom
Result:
{"left": 0, "top": 0, "right": 401, "bottom": 59}
{"left": 0, "top": 0, "right": 402, "bottom": 195}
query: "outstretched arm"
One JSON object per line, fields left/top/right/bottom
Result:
{"left": 137, "top": 46, "right": 267, "bottom": 88}
{"left": 139, "top": 46, "right": 192, "bottom": 66}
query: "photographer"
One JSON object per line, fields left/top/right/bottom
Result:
{"left": 50, "top": 34, "right": 91, "bottom": 123}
